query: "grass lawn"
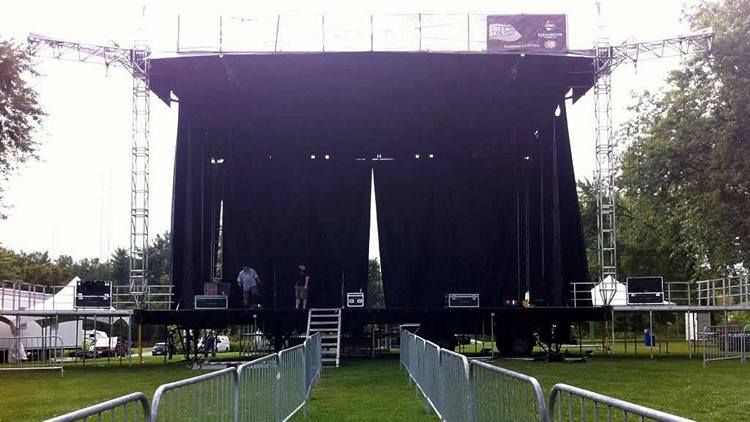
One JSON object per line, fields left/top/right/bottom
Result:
{"left": 293, "top": 356, "right": 437, "bottom": 422}
{"left": 496, "top": 354, "right": 749, "bottom": 421}
{"left": 0, "top": 359, "right": 197, "bottom": 421}
{"left": 2, "top": 345, "right": 748, "bottom": 421}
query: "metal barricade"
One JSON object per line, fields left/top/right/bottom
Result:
{"left": 422, "top": 340, "right": 441, "bottom": 414}
{"left": 471, "top": 360, "right": 546, "bottom": 422}
{"left": 278, "top": 343, "right": 306, "bottom": 420}
{"left": 548, "top": 384, "right": 694, "bottom": 422}
{"left": 400, "top": 329, "right": 408, "bottom": 368}
{"left": 304, "top": 333, "right": 322, "bottom": 397}
{"left": 44, "top": 392, "right": 152, "bottom": 422}
{"left": 0, "top": 336, "right": 64, "bottom": 374}
{"left": 703, "top": 324, "right": 746, "bottom": 366}
{"left": 237, "top": 354, "right": 279, "bottom": 422}
{"left": 151, "top": 367, "right": 239, "bottom": 421}
{"left": 438, "top": 349, "right": 472, "bottom": 422}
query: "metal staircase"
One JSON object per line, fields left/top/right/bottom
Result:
{"left": 307, "top": 308, "right": 341, "bottom": 367}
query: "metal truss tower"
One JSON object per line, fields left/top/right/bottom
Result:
{"left": 129, "top": 43, "right": 151, "bottom": 307}
{"left": 27, "top": 34, "right": 152, "bottom": 308}
{"left": 592, "top": 0, "right": 713, "bottom": 303}
{"left": 594, "top": 1, "right": 617, "bottom": 288}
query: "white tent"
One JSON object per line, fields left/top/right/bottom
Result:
{"left": 590, "top": 276, "right": 628, "bottom": 306}
{"left": 25, "top": 277, "right": 80, "bottom": 311}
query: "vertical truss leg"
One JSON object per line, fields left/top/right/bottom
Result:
{"left": 129, "top": 44, "right": 150, "bottom": 308}
{"left": 595, "top": 30, "right": 618, "bottom": 289}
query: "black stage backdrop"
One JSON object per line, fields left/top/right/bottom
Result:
{"left": 157, "top": 53, "right": 593, "bottom": 309}
{"left": 222, "top": 157, "right": 371, "bottom": 309}
{"left": 374, "top": 103, "right": 584, "bottom": 308}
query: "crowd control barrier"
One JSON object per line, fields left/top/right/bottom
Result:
{"left": 45, "top": 393, "right": 151, "bottom": 422}
{"left": 548, "top": 384, "right": 694, "bottom": 422}
{"left": 400, "top": 328, "right": 694, "bottom": 422}
{"left": 46, "top": 333, "right": 321, "bottom": 422}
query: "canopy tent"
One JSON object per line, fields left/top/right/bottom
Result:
{"left": 590, "top": 276, "right": 628, "bottom": 306}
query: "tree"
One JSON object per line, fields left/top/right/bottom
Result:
{"left": 148, "top": 232, "right": 171, "bottom": 285}
{"left": 366, "top": 258, "right": 385, "bottom": 308}
{"left": 614, "top": 0, "right": 750, "bottom": 277}
{"left": 0, "top": 40, "right": 44, "bottom": 215}
{"left": 110, "top": 248, "right": 129, "bottom": 285}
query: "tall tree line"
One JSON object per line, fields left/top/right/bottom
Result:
{"left": 580, "top": 0, "right": 750, "bottom": 282}
{"left": 0, "top": 232, "right": 171, "bottom": 286}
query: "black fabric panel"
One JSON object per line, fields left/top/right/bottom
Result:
{"left": 375, "top": 158, "right": 518, "bottom": 308}
{"left": 556, "top": 103, "right": 592, "bottom": 298}
{"left": 164, "top": 53, "right": 595, "bottom": 310}
{"left": 222, "top": 157, "right": 370, "bottom": 308}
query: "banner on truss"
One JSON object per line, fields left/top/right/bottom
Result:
{"left": 486, "top": 14, "right": 567, "bottom": 53}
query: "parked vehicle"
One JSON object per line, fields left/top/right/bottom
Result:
{"left": 152, "top": 342, "right": 177, "bottom": 356}
{"left": 197, "top": 334, "right": 231, "bottom": 353}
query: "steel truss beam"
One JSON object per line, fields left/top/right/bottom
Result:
{"left": 27, "top": 34, "right": 152, "bottom": 308}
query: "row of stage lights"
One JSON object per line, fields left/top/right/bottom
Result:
{"left": 309, "top": 153, "right": 435, "bottom": 159}
{"left": 210, "top": 154, "right": 437, "bottom": 163}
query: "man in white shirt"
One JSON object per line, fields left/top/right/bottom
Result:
{"left": 237, "top": 265, "right": 261, "bottom": 308}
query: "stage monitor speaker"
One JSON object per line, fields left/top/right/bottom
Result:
{"left": 626, "top": 276, "right": 664, "bottom": 305}
{"left": 195, "top": 295, "right": 228, "bottom": 309}
{"left": 75, "top": 280, "right": 112, "bottom": 309}
{"left": 347, "top": 292, "right": 365, "bottom": 308}
{"left": 446, "top": 293, "right": 479, "bottom": 308}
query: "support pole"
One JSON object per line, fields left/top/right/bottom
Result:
{"left": 138, "top": 323, "right": 143, "bottom": 364}
{"left": 649, "top": 310, "right": 654, "bottom": 359}
{"left": 611, "top": 308, "right": 616, "bottom": 353}
{"left": 128, "top": 315, "right": 133, "bottom": 366}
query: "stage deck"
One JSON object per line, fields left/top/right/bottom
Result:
{"left": 133, "top": 306, "right": 607, "bottom": 330}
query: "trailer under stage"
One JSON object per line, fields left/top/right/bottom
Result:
{"left": 134, "top": 306, "right": 607, "bottom": 354}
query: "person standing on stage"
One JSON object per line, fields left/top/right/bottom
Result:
{"left": 295, "top": 263, "right": 310, "bottom": 310}
{"left": 237, "top": 265, "right": 261, "bottom": 308}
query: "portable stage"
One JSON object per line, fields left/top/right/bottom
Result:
{"left": 150, "top": 50, "right": 594, "bottom": 318}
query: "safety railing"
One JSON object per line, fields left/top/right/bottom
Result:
{"left": 45, "top": 392, "right": 151, "bottom": 422}
{"left": 0, "top": 335, "right": 64, "bottom": 374}
{"left": 401, "top": 329, "right": 692, "bottom": 422}
{"left": 471, "top": 360, "right": 546, "bottom": 421}
{"left": 1, "top": 279, "right": 172, "bottom": 311}
{"left": 702, "top": 324, "right": 747, "bottom": 367}
{"left": 1, "top": 280, "right": 57, "bottom": 310}
{"left": 548, "top": 384, "right": 694, "bottom": 422}
{"left": 571, "top": 275, "right": 750, "bottom": 308}
{"left": 113, "top": 284, "right": 173, "bottom": 310}
{"left": 176, "top": 14, "right": 507, "bottom": 54}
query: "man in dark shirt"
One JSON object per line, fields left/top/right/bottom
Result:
{"left": 295, "top": 264, "right": 310, "bottom": 309}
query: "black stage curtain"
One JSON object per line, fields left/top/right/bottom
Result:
{"left": 374, "top": 158, "right": 517, "bottom": 308}
{"left": 374, "top": 103, "right": 589, "bottom": 308}
{"left": 222, "top": 156, "right": 371, "bottom": 309}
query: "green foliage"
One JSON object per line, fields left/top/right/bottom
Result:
{"left": 109, "top": 247, "right": 129, "bottom": 285}
{"left": 148, "top": 232, "right": 171, "bottom": 285}
{"left": 582, "top": 0, "right": 750, "bottom": 281}
{"left": 366, "top": 258, "right": 385, "bottom": 308}
{"left": 0, "top": 40, "right": 45, "bottom": 216}
{"left": 0, "top": 231, "right": 171, "bottom": 285}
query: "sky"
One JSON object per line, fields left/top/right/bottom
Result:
{"left": 0, "top": 0, "right": 698, "bottom": 261}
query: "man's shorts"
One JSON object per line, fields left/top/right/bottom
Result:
{"left": 295, "top": 285, "right": 308, "bottom": 300}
